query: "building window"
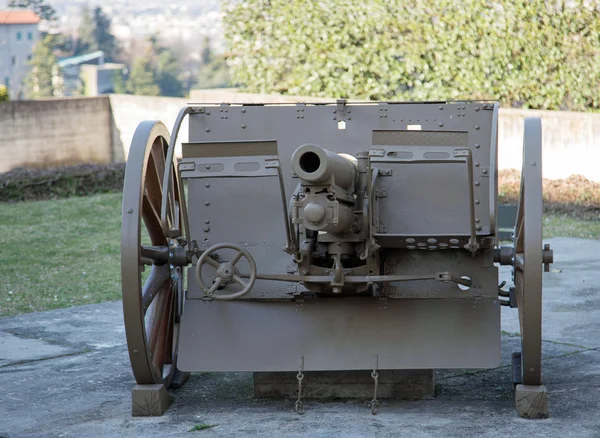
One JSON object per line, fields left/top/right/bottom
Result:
{"left": 28, "top": 32, "right": 32, "bottom": 41}
{"left": 16, "top": 32, "right": 21, "bottom": 41}
{"left": 12, "top": 56, "right": 16, "bottom": 66}
{"left": 5, "top": 77, "right": 9, "bottom": 87}
{"left": 27, "top": 54, "right": 32, "bottom": 61}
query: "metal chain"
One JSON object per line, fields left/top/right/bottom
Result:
{"left": 295, "top": 356, "right": 305, "bottom": 415}
{"left": 371, "top": 354, "right": 379, "bottom": 415}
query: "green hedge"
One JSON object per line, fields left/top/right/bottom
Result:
{"left": 224, "top": 0, "right": 600, "bottom": 111}
{"left": 0, "top": 163, "right": 125, "bottom": 202}
{"left": 0, "top": 85, "right": 8, "bottom": 102}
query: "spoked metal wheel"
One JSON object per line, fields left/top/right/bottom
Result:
{"left": 513, "top": 117, "right": 550, "bottom": 386}
{"left": 121, "top": 120, "right": 184, "bottom": 386}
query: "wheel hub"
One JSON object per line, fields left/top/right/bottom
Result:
{"left": 217, "top": 263, "right": 235, "bottom": 280}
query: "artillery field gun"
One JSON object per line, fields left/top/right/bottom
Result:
{"left": 121, "top": 100, "right": 553, "bottom": 418}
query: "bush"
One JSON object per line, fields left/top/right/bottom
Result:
{"left": 0, "top": 163, "right": 125, "bottom": 202}
{"left": 0, "top": 85, "right": 8, "bottom": 102}
{"left": 224, "top": 0, "right": 600, "bottom": 111}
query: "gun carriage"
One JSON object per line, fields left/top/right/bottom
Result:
{"left": 121, "top": 100, "right": 553, "bottom": 417}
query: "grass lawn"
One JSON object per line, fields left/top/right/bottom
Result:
{"left": 0, "top": 193, "right": 122, "bottom": 317}
{"left": 1, "top": 193, "right": 599, "bottom": 317}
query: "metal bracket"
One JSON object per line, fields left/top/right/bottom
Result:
{"left": 374, "top": 189, "right": 387, "bottom": 198}
{"left": 179, "top": 162, "right": 195, "bottom": 172}
{"left": 453, "top": 149, "right": 479, "bottom": 255}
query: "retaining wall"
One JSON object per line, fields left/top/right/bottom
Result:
{"left": 1, "top": 91, "right": 598, "bottom": 182}
{"left": 0, "top": 97, "right": 111, "bottom": 172}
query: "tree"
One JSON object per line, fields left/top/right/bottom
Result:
{"left": 156, "top": 50, "right": 184, "bottom": 97}
{"left": 8, "top": 0, "right": 57, "bottom": 21}
{"left": 126, "top": 56, "right": 160, "bottom": 96}
{"left": 0, "top": 86, "right": 8, "bottom": 102}
{"left": 75, "top": 6, "right": 119, "bottom": 61}
{"left": 196, "top": 38, "right": 230, "bottom": 89}
{"left": 25, "top": 35, "right": 61, "bottom": 98}
{"left": 124, "top": 36, "right": 185, "bottom": 97}
{"left": 112, "top": 69, "right": 127, "bottom": 94}
{"left": 223, "top": 0, "right": 600, "bottom": 112}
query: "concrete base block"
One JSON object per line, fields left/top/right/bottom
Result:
{"left": 254, "top": 370, "right": 434, "bottom": 400}
{"left": 515, "top": 384, "right": 549, "bottom": 419}
{"left": 132, "top": 384, "right": 174, "bottom": 417}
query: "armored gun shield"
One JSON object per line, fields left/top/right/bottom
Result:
{"left": 121, "top": 101, "right": 553, "bottom": 418}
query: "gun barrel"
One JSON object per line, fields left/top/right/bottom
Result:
{"left": 291, "top": 144, "right": 357, "bottom": 189}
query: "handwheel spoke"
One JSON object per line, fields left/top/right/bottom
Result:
{"left": 233, "top": 274, "right": 247, "bottom": 288}
{"left": 205, "top": 256, "right": 221, "bottom": 270}
{"left": 231, "top": 251, "right": 244, "bottom": 266}
{"left": 142, "top": 265, "right": 170, "bottom": 312}
{"left": 207, "top": 277, "right": 223, "bottom": 294}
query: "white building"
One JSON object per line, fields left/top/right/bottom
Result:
{"left": 0, "top": 9, "right": 40, "bottom": 99}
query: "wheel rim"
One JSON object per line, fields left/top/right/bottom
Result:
{"left": 121, "top": 120, "right": 183, "bottom": 386}
{"left": 513, "top": 117, "right": 543, "bottom": 386}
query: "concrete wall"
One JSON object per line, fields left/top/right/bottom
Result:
{"left": 0, "top": 97, "right": 111, "bottom": 172}
{"left": 109, "top": 94, "right": 188, "bottom": 161}
{"left": 2, "top": 91, "right": 599, "bottom": 182}
{"left": 498, "top": 108, "right": 600, "bottom": 181}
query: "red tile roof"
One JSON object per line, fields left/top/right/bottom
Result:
{"left": 0, "top": 10, "right": 41, "bottom": 25}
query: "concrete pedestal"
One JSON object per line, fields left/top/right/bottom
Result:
{"left": 254, "top": 370, "right": 434, "bottom": 400}
{"left": 131, "top": 384, "right": 174, "bottom": 416}
{"left": 515, "top": 384, "right": 549, "bottom": 419}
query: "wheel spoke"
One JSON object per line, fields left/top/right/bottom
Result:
{"left": 142, "top": 265, "right": 170, "bottom": 312}
{"left": 148, "top": 285, "right": 166, "bottom": 355}
{"left": 231, "top": 251, "right": 244, "bottom": 266}
{"left": 207, "top": 277, "right": 223, "bottom": 294}
{"left": 205, "top": 256, "right": 221, "bottom": 270}
{"left": 152, "top": 284, "right": 173, "bottom": 373}
{"left": 161, "top": 285, "right": 175, "bottom": 369}
{"left": 233, "top": 274, "right": 247, "bottom": 288}
{"left": 142, "top": 193, "right": 165, "bottom": 246}
{"left": 146, "top": 152, "right": 164, "bottom": 216}
{"left": 150, "top": 140, "right": 166, "bottom": 189}
{"left": 161, "top": 137, "right": 177, "bottom": 230}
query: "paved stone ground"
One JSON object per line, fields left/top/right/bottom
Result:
{"left": 1, "top": 238, "right": 599, "bottom": 438}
